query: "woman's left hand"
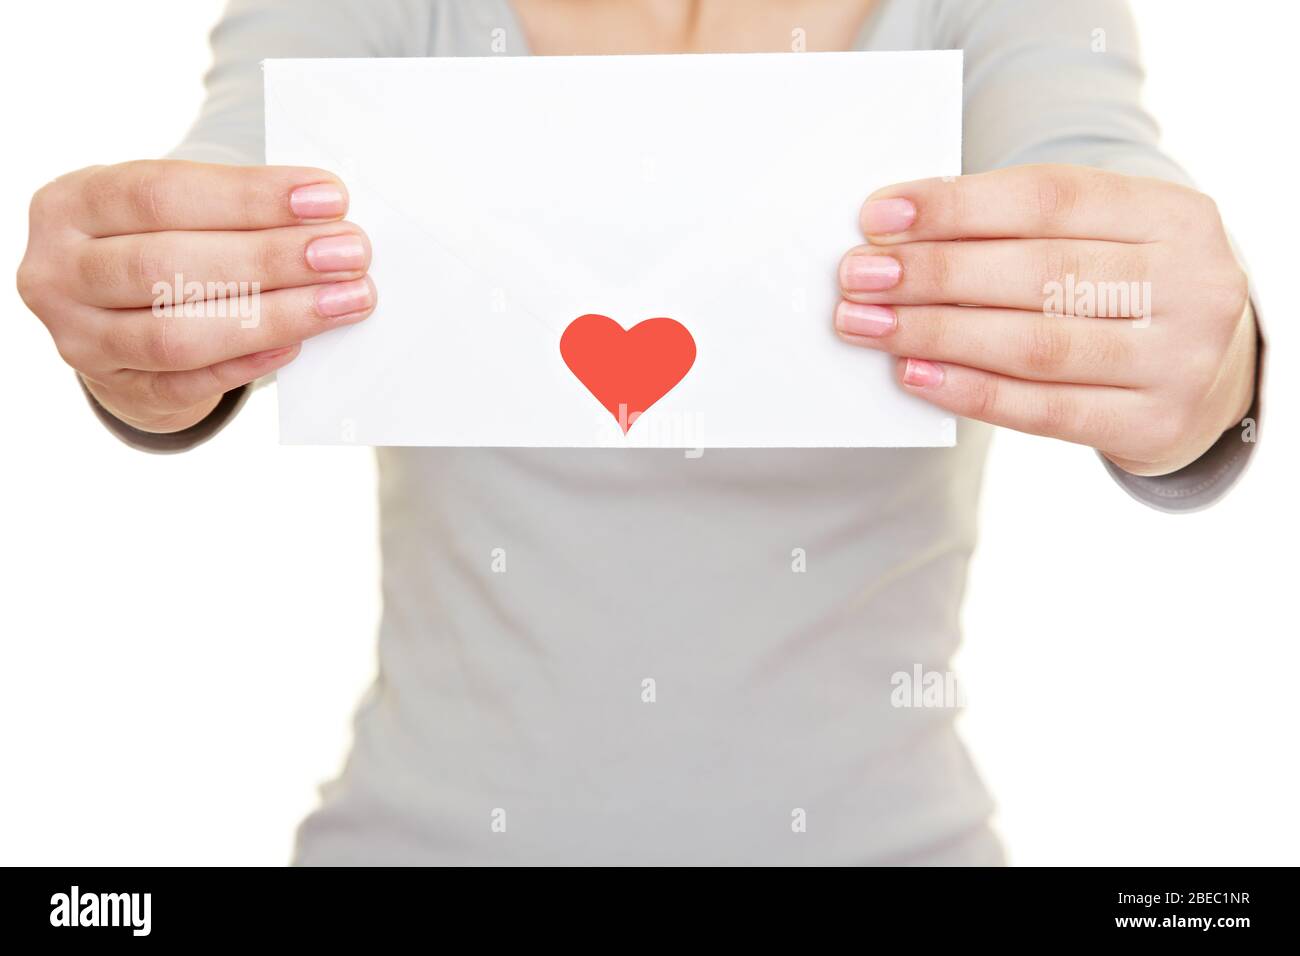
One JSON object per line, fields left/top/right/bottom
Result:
{"left": 835, "top": 164, "right": 1256, "bottom": 476}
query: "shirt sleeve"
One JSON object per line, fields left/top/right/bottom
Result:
{"left": 934, "top": 0, "right": 1263, "bottom": 511}
{"left": 90, "top": 0, "right": 431, "bottom": 452}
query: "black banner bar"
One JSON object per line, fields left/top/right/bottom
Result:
{"left": 2, "top": 866, "right": 1290, "bottom": 943}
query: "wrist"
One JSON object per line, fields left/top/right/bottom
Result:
{"left": 80, "top": 374, "right": 222, "bottom": 434}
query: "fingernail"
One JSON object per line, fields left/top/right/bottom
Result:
{"left": 835, "top": 302, "right": 896, "bottom": 337}
{"left": 861, "top": 198, "right": 916, "bottom": 236}
{"left": 840, "top": 254, "right": 901, "bottom": 292}
{"left": 316, "top": 278, "right": 374, "bottom": 318}
{"left": 306, "top": 234, "right": 368, "bottom": 272}
{"left": 254, "top": 345, "right": 295, "bottom": 365}
{"left": 902, "top": 358, "right": 944, "bottom": 388}
{"left": 290, "top": 182, "right": 347, "bottom": 220}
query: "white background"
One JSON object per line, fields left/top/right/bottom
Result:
{"left": 0, "top": 1, "right": 1295, "bottom": 865}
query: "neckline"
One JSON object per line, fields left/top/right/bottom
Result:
{"left": 498, "top": 0, "right": 888, "bottom": 57}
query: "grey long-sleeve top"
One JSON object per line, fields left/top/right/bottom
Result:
{"left": 88, "top": 0, "right": 1260, "bottom": 864}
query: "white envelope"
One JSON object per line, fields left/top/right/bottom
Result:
{"left": 264, "top": 52, "right": 962, "bottom": 447}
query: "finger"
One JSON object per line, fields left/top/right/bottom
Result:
{"left": 839, "top": 239, "right": 1156, "bottom": 316}
{"left": 73, "top": 222, "right": 371, "bottom": 308}
{"left": 860, "top": 164, "right": 1205, "bottom": 244}
{"left": 63, "top": 160, "right": 348, "bottom": 237}
{"left": 834, "top": 303, "right": 1148, "bottom": 387}
{"left": 90, "top": 277, "right": 376, "bottom": 372}
{"left": 893, "top": 356, "right": 1141, "bottom": 449}
{"left": 117, "top": 344, "right": 302, "bottom": 415}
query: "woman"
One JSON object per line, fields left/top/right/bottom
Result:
{"left": 17, "top": 0, "right": 1260, "bottom": 864}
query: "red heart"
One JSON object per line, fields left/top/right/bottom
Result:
{"left": 560, "top": 313, "right": 696, "bottom": 434}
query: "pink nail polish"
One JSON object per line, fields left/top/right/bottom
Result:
{"left": 835, "top": 302, "right": 896, "bottom": 337}
{"left": 902, "top": 358, "right": 944, "bottom": 388}
{"left": 861, "top": 198, "right": 916, "bottom": 236}
{"left": 840, "top": 254, "right": 901, "bottom": 292}
{"left": 316, "top": 278, "right": 374, "bottom": 318}
{"left": 290, "top": 183, "right": 347, "bottom": 220}
{"left": 306, "top": 234, "right": 368, "bottom": 272}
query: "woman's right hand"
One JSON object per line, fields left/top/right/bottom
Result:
{"left": 16, "top": 160, "right": 376, "bottom": 433}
